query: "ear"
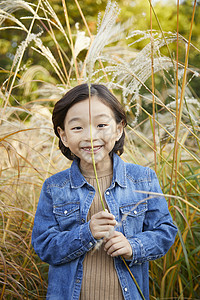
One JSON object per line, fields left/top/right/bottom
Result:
{"left": 57, "top": 126, "right": 68, "bottom": 147}
{"left": 116, "top": 121, "right": 124, "bottom": 141}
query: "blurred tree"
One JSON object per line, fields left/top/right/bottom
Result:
{"left": 0, "top": 0, "right": 199, "bottom": 97}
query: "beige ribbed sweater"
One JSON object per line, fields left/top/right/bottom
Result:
{"left": 79, "top": 173, "right": 124, "bottom": 300}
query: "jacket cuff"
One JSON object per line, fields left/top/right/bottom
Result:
{"left": 80, "top": 221, "right": 97, "bottom": 251}
{"left": 128, "top": 238, "right": 145, "bottom": 267}
{"left": 64, "top": 222, "right": 96, "bottom": 262}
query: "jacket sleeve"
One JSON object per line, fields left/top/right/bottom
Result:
{"left": 31, "top": 180, "right": 96, "bottom": 266}
{"left": 128, "top": 169, "right": 177, "bottom": 266}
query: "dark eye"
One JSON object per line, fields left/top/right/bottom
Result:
{"left": 72, "top": 126, "right": 82, "bottom": 130}
{"left": 98, "top": 124, "right": 107, "bottom": 128}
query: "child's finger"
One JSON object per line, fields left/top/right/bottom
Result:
{"left": 90, "top": 212, "right": 116, "bottom": 226}
{"left": 90, "top": 220, "right": 116, "bottom": 235}
{"left": 92, "top": 226, "right": 115, "bottom": 240}
{"left": 103, "top": 230, "right": 120, "bottom": 244}
{"left": 89, "top": 212, "right": 116, "bottom": 239}
{"left": 95, "top": 218, "right": 116, "bottom": 226}
{"left": 103, "top": 231, "right": 133, "bottom": 259}
{"left": 92, "top": 210, "right": 116, "bottom": 221}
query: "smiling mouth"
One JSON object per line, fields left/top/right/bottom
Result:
{"left": 81, "top": 145, "right": 102, "bottom": 153}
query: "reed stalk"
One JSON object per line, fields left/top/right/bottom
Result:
{"left": 88, "top": 83, "right": 105, "bottom": 211}
{"left": 0, "top": 250, "right": 7, "bottom": 300}
{"left": 41, "top": 2, "right": 69, "bottom": 84}
{"left": 62, "top": 0, "right": 80, "bottom": 82}
{"left": 147, "top": 0, "right": 175, "bottom": 66}
{"left": 169, "top": 0, "right": 180, "bottom": 204}
{"left": 171, "top": 0, "right": 197, "bottom": 204}
{"left": 150, "top": 0, "right": 157, "bottom": 173}
{"left": 74, "top": 0, "right": 92, "bottom": 38}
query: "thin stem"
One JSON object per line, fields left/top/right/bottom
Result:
{"left": 175, "top": 0, "right": 180, "bottom": 196}
{"left": 62, "top": 0, "right": 80, "bottom": 83}
{"left": 147, "top": 0, "right": 175, "bottom": 67}
{"left": 74, "top": 0, "right": 92, "bottom": 38}
{"left": 171, "top": 0, "right": 197, "bottom": 201}
{"left": 169, "top": 0, "right": 180, "bottom": 203}
{"left": 0, "top": 250, "right": 7, "bottom": 300}
{"left": 88, "top": 84, "right": 105, "bottom": 211}
{"left": 150, "top": 0, "right": 157, "bottom": 173}
{"left": 90, "top": 126, "right": 106, "bottom": 211}
{"left": 121, "top": 257, "right": 145, "bottom": 300}
{"left": 41, "top": 2, "right": 69, "bottom": 84}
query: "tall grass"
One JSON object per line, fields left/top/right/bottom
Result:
{"left": 0, "top": 0, "right": 199, "bottom": 299}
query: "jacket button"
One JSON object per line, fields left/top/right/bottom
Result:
{"left": 133, "top": 210, "right": 137, "bottom": 215}
{"left": 106, "top": 191, "right": 110, "bottom": 195}
{"left": 124, "top": 287, "right": 128, "bottom": 292}
{"left": 64, "top": 210, "right": 68, "bottom": 214}
{"left": 81, "top": 219, "right": 85, "bottom": 223}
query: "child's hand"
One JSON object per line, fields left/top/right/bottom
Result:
{"left": 104, "top": 231, "right": 133, "bottom": 260}
{"left": 89, "top": 210, "right": 116, "bottom": 240}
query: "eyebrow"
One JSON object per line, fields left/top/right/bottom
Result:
{"left": 68, "top": 114, "right": 111, "bottom": 124}
{"left": 96, "top": 113, "right": 110, "bottom": 117}
{"left": 67, "top": 117, "right": 82, "bottom": 124}
{"left": 95, "top": 113, "right": 111, "bottom": 120}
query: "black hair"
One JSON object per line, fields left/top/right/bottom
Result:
{"left": 52, "top": 83, "right": 127, "bottom": 160}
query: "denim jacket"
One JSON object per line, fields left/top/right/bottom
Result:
{"left": 32, "top": 153, "right": 177, "bottom": 300}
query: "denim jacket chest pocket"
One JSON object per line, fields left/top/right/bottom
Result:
{"left": 53, "top": 202, "right": 80, "bottom": 231}
{"left": 120, "top": 202, "right": 148, "bottom": 238}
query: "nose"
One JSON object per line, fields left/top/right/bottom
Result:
{"left": 84, "top": 125, "right": 99, "bottom": 141}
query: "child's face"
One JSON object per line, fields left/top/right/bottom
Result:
{"left": 58, "top": 96, "right": 123, "bottom": 172}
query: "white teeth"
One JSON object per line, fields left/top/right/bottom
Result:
{"left": 84, "top": 146, "right": 100, "bottom": 149}
{"left": 82, "top": 146, "right": 101, "bottom": 151}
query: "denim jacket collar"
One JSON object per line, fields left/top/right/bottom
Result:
{"left": 70, "top": 153, "right": 127, "bottom": 189}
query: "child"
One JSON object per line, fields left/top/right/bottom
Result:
{"left": 32, "top": 83, "right": 177, "bottom": 300}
